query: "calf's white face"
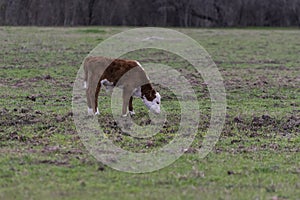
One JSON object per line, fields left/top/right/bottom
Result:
{"left": 143, "top": 92, "right": 161, "bottom": 114}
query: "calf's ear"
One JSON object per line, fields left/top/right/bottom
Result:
{"left": 148, "top": 90, "right": 156, "bottom": 101}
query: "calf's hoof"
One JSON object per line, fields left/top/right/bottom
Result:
{"left": 88, "top": 108, "right": 94, "bottom": 115}
{"left": 88, "top": 107, "right": 100, "bottom": 116}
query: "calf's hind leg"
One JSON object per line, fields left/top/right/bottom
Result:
{"left": 128, "top": 96, "right": 135, "bottom": 115}
{"left": 86, "top": 89, "right": 93, "bottom": 115}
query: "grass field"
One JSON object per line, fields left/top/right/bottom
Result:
{"left": 0, "top": 27, "right": 299, "bottom": 200}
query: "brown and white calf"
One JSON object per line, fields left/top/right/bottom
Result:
{"left": 83, "top": 56, "right": 161, "bottom": 117}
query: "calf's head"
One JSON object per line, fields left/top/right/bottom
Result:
{"left": 142, "top": 91, "right": 161, "bottom": 114}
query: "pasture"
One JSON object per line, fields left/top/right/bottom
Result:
{"left": 0, "top": 27, "right": 299, "bottom": 200}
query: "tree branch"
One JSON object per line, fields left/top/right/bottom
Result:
{"left": 190, "top": 8, "right": 218, "bottom": 23}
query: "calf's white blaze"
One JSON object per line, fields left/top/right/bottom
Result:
{"left": 143, "top": 92, "right": 161, "bottom": 114}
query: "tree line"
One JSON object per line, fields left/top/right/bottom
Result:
{"left": 0, "top": 0, "right": 299, "bottom": 27}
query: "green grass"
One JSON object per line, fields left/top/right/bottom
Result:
{"left": 0, "top": 27, "right": 299, "bottom": 200}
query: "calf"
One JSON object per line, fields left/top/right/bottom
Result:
{"left": 83, "top": 56, "right": 161, "bottom": 117}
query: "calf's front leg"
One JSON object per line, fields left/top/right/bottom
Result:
{"left": 128, "top": 96, "right": 135, "bottom": 115}
{"left": 122, "top": 89, "right": 131, "bottom": 117}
